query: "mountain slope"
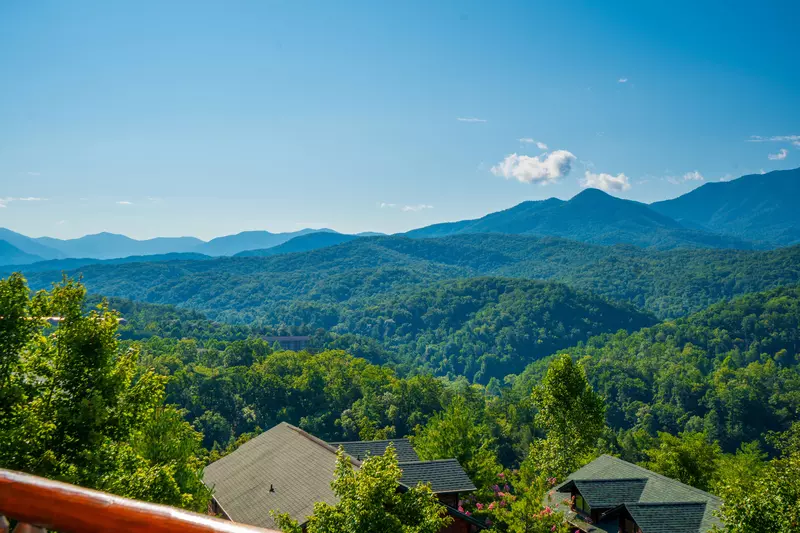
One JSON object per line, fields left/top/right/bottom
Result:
{"left": 195, "top": 228, "right": 337, "bottom": 256}
{"left": 0, "top": 228, "right": 63, "bottom": 259}
{"left": 514, "top": 284, "right": 800, "bottom": 452}
{"left": 36, "top": 233, "right": 203, "bottom": 259}
{"left": 0, "top": 252, "right": 212, "bottom": 274}
{"left": 234, "top": 232, "right": 359, "bottom": 257}
{"left": 19, "top": 234, "right": 800, "bottom": 322}
{"left": 329, "top": 276, "right": 655, "bottom": 382}
{"left": 651, "top": 168, "right": 800, "bottom": 245}
{"left": 405, "top": 189, "right": 756, "bottom": 249}
{"left": 0, "top": 240, "right": 44, "bottom": 265}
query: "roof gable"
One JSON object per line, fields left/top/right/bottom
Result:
{"left": 203, "top": 422, "right": 352, "bottom": 529}
{"left": 572, "top": 478, "right": 647, "bottom": 509}
{"left": 558, "top": 455, "right": 722, "bottom": 532}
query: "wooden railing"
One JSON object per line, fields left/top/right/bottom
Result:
{"left": 0, "top": 469, "right": 280, "bottom": 533}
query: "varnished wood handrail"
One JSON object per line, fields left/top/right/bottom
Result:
{"left": 0, "top": 469, "right": 280, "bottom": 533}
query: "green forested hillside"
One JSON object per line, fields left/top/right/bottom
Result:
{"left": 324, "top": 277, "right": 654, "bottom": 382}
{"left": 513, "top": 285, "right": 800, "bottom": 453}
{"left": 234, "top": 232, "right": 359, "bottom": 257}
{"left": 23, "top": 234, "right": 800, "bottom": 322}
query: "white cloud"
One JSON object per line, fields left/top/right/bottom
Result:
{"left": 27, "top": 171, "right": 41, "bottom": 176}
{"left": 747, "top": 135, "right": 800, "bottom": 143}
{"left": 719, "top": 174, "right": 734, "bottom": 182}
{"left": 768, "top": 148, "right": 788, "bottom": 160}
{"left": 0, "top": 196, "right": 45, "bottom": 206}
{"left": 665, "top": 170, "right": 705, "bottom": 184}
{"left": 402, "top": 204, "right": 434, "bottom": 212}
{"left": 618, "top": 78, "right": 628, "bottom": 83}
{"left": 519, "top": 138, "right": 548, "bottom": 149}
{"left": 683, "top": 170, "right": 704, "bottom": 181}
{"left": 116, "top": 201, "right": 133, "bottom": 205}
{"left": 457, "top": 117, "right": 487, "bottom": 123}
{"left": 794, "top": 141, "right": 800, "bottom": 148}
{"left": 491, "top": 150, "right": 576, "bottom": 185}
{"left": 56, "top": 220, "right": 66, "bottom": 225}
{"left": 760, "top": 169, "right": 767, "bottom": 174}
{"left": 581, "top": 171, "right": 631, "bottom": 192}
{"left": 379, "top": 202, "right": 396, "bottom": 209}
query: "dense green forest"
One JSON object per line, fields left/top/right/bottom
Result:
{"left": 22, "top": 234, "right": 800, "bottom": 324}
{"left": 513, "top": 285, "right": 800, "bottom": 454}
{"left": 318, "top": 277, "right": 654, "bottom": 381}
{"left": 4, "top": 259, "right": 800, "bottom": 530}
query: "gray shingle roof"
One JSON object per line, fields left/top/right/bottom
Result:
{"left": 204, "top": 424, "right": 477, "bottom": 530}
{"left": 397, "top": 459, "right": 477, "bottom": 494}
{"left": 328, "top": 438, "right": 420, "bottom": 462}
{"left": 555, "top": 455, "right": 722, "bottom": 532}
{"left": 203, "top": 422, "right": 349, "bottom": 529}
{"left": 572, "top": 478, "right": 648, "bottom": 508}
{"left": 622, "top": 502, "right": 707, "bottom": 533}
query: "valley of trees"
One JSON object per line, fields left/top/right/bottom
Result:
{"left": 3, "top": 246, "right": 800, "bottom": 530}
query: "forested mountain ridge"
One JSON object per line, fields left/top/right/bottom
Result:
{"left": 513, "top": 284, "right": 800, "bottom": 453}
{"left": 652, "top": 168, "right": 800, "bottom": 245}
{"left": 0, "top": 239, "right": 44, "bottom": 265}
{"left": 0, "top": 252, "right": 213, "bottom": 274}
{"left": 194, "top": 228, "right": 338, "bottom": 256}
{"left": 234, "top": 231, "right": 359, "bottom": 257}
{"left": 323, "top": 277, "right": 655, "bottom": 382}
{"left": 36, "top": 232, "right": 204, "bottom": 259}
{"left": 405, "top": 188, "right": 758, "bottom": 249}
{"left": 0, "top": 227, "right": 341, "bottom": 263}
{"left": 0, "top": 228, "right": 64, "bottom": 260}
{"left": 21, "top": 234, "right": 800, "bottom": 323}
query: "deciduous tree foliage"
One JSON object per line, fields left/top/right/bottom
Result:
{"left": 273, "top": 445, "right": 451, "bottom": 533}
{"left": 412, "top": 396, "right": 502, "bottom": 491}
{"left": 714, "top": 423, "right": 800, "bottom": 532}
{"left": 526, "top": 354, "right": 606, "bottom": 480}
{"left": 0, "top": 274, "right": 209, "bottom": 511}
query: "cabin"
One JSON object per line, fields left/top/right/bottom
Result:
{"left": 263, "top": 336, "right": 311, "bottom": 351}
{"left": 551, "top": 455, "right": 723, "bottom": 533}
{"left": 203, "top": 422, "right": 485, "bottom": 532}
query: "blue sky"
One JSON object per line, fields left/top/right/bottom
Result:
{"left": 1, "top": 0, "right": 798, "bottom": 240}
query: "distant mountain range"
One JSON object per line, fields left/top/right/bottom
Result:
{"left": 1, "top": 168, "right": 798, "bottom": 266}
{"left": 0, "top": 228, "right": 344, "bottom": 266}
{"left": 404, "top": 187, "right": 755, "bottom": 249}
{"left": 651, "top": 168, "right": 800, "bottom": 246}
{"left": 234, "top": 232, "right": 359, "bottom": 257}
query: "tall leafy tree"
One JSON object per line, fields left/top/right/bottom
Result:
{"left": 411, "top": 396, "right": 502, "bottom": 490}
{"left": 527, "top": 354, "right": 606, "bottom": 479}
{"left": 273, "top": 445, "right": 451, "bottom": 533}
{"left": 643, "top": 431, "right": 722, "bottom": 491}
{"left": 714, "top": 423, "right": 800, "bottom": 532}
{"left": 0, "top": 275, "right": 209, "bottom": 511}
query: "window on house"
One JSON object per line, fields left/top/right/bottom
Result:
{"left": 575, "top": 494, "right": 590, "bottom": 514}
